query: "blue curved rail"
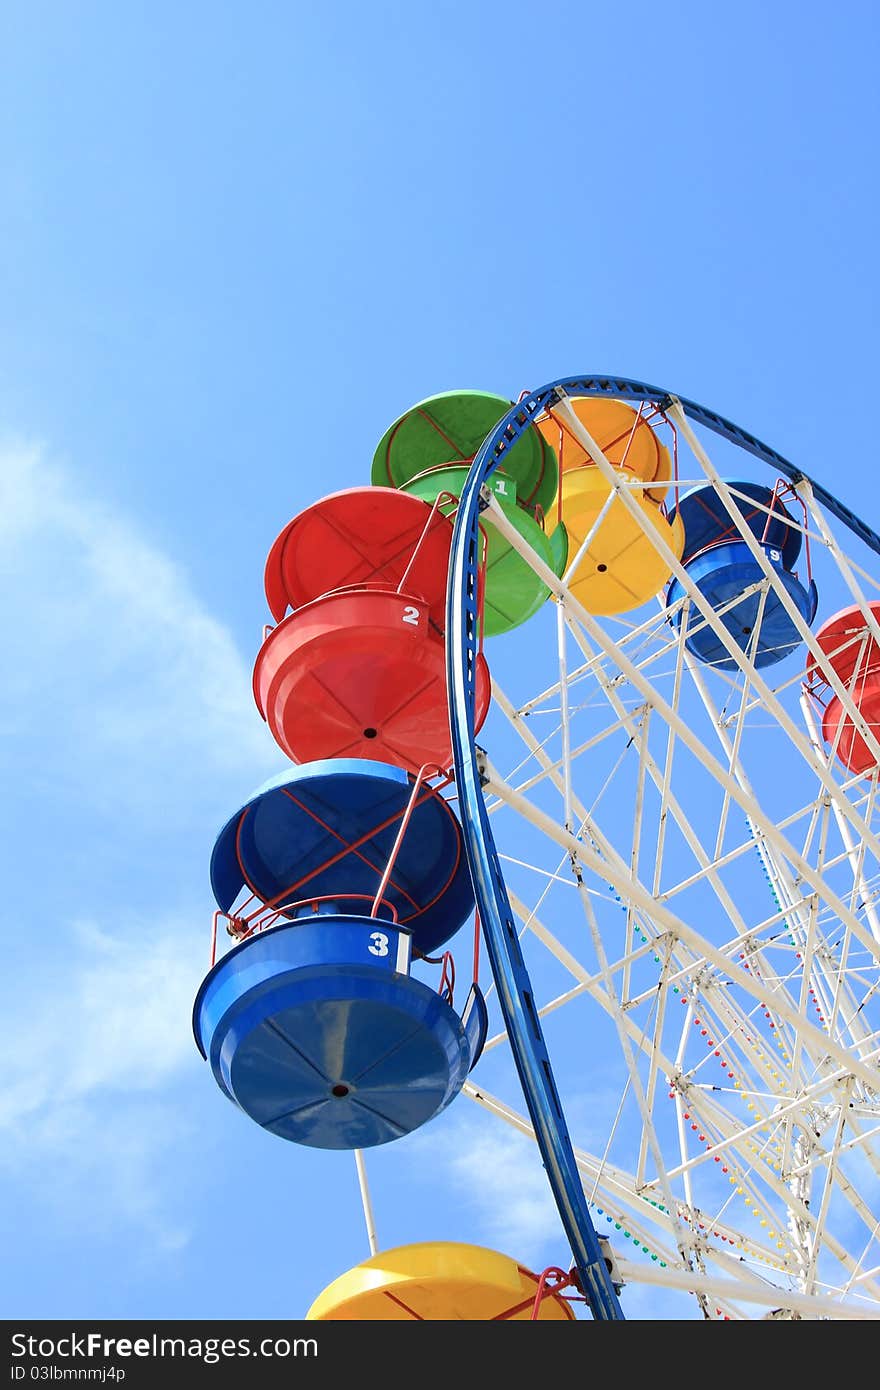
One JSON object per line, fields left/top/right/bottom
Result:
{"left": 445, "top": 374, "right": 880, "bottom": 1321}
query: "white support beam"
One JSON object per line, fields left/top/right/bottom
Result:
{"left": 479, "top": 491, "right": 880, "bottom": 973}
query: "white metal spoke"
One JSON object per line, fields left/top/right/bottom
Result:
{"left": 452, "top": 389, "right": 880, "bottom": 1318}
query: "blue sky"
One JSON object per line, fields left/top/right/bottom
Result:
{"left": 2, "top": 1, "right": 879, "bottom": 1322}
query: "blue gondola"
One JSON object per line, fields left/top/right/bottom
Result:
{"left": 193, "top": 758, "right": 487, "bottom": 1149}
{"left": 665, "top": 481, "right": 818, "bottom": 669}
{"left": 209, "top": 758, "right": 475, "bottom": 956}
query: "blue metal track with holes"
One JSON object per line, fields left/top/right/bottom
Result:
{"left": 445, "top": 374, "right": 880, "bottom": 1321}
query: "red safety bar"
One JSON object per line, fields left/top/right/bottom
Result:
{"left": 209, "top": 763, "right": 455, "bottom": 967}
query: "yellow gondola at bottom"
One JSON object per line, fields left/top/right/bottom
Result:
{"left": 552, "top": 466, "right": 685, "bottom": 615}
{"left": 306, "top": 1241, "right": 576, "bottom": 1320}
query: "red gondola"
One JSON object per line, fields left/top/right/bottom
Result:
{"left": 804, "top": 601, "right": 880, "bottom": 774}
{"left": 254, "top": 487, "right": 491, "bottom": 773}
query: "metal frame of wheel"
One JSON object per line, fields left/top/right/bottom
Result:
{"left": 446, "top": 375, "right": 880, "bottom": 1321}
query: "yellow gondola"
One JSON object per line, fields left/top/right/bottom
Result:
{"left": 537, "top": 395, "right": 673, "bottom": 502}
{"left": 534, "top": 396, "right": 683, "bottom": 615}
{"left": 552, "top": 466, "right": 684, "bottom": 615}
{"left": 306, "top": 1241, "right": 576, "bottom": 1320}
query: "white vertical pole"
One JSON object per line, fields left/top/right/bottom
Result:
{"left": 354, "top": 1149, "right": 378, "bottom": 1256}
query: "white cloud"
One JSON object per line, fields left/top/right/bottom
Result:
{"left": 0, "top": 918, "right": 203, "bottom": 1246}
{"left": 410, "top": 1111, "right": 566, "bottom": 1255}
{"left": 0, "top": 439, "right": 279, "bottom": 822}
{"left": 1, "top": 920, "right": 200, "bottom": 1128}
{"left": 12, "top": 1098, "right": 193, "bottom": 1255}
{"left": 0, "top": 438, "right": 282, "bottom": 1249}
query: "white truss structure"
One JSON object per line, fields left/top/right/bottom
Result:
{"left": 457, "top": 393, "right": 880, "bottom": 1320}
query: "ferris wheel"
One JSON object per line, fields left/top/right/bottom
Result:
{"left": 193, "top": 374, "right": 880, "bottom": 1321}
